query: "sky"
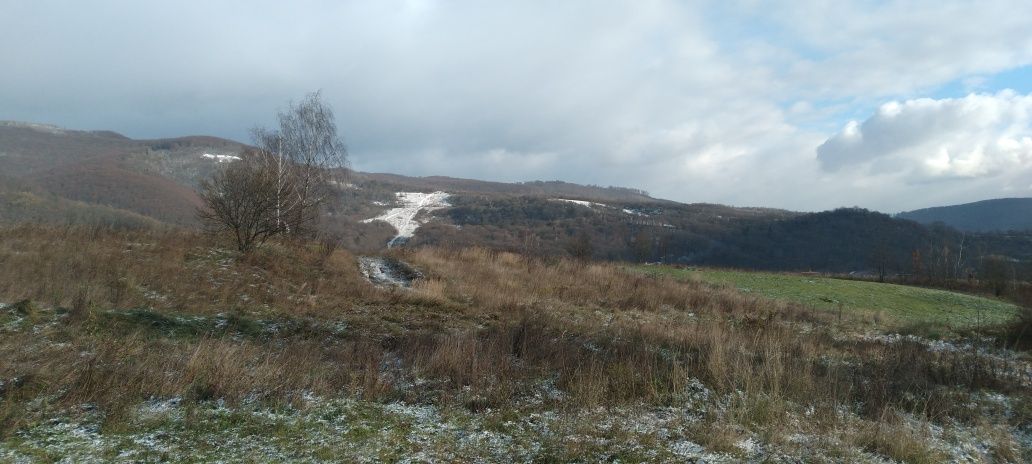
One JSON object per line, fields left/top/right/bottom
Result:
{"left": 2, "top": 0, "right": 1032, "bottom": 212}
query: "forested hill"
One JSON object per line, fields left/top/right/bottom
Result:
{"left": 897, "top": 198, "right": 1032, "bottom": 232}
{"left": 3, "top": 120, "right": 1032, "bottom": 277}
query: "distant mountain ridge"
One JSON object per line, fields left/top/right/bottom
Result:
{"left": 897, "top": 198, "right": 1032, "bottom": 232}
{"left": 3, "top": 120, "right": 1032, "bottom": 275}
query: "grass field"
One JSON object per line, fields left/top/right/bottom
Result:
{"left": 641, "top": 266, "right": 1019, "bottom": 330}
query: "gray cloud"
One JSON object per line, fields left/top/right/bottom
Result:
{"left": 3, "top": 0, "right": 1032, "bottom": 211}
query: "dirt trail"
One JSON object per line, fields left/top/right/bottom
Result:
{"left": 358, "top": 257, "right": 422, "bottom": 287}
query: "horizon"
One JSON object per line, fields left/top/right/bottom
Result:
{"left": 3, "top": 1, "right": 1032, "bottom": 212}
{"left": 4, "top": 116, "right": 1032, "bottom": 216}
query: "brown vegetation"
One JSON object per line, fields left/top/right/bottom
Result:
{"left": 0, "top": 225, "right": 1029, "bottom": 461}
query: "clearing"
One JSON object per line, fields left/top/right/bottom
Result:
{"left": 643, "top": 265, "right": 1019, "bottom": 329}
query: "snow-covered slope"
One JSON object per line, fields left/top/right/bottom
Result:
{"left": 553, "top": 198, "right": 650, "bottom": 217}
{"left": 201, "top": 153, "right": 241, "bottom": 163}
{"left": 362, "top": 191, "right": 450, "bottom": 247}
{"left": 553, "top": 198, "right": 608, "bottom": 208}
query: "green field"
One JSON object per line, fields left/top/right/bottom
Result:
{"left": 643, "top": 266, "right": 1019, "bottom": 329}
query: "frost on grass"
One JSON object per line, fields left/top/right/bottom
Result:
{"left": 362, "top": 191, "right": 450, "bottom": 247}
{"left": 200, "top": 153, "right": 241, "bottom": 163}
{"left": 3, "top": 392, "right": 1030, "bottom": 463}
{"left": 858, "top": 332, "right": 1032, "bottom": 387}
{"left": 0, "top": 397, "right": 750, "bottom": 462}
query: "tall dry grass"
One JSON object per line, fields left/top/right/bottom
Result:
{"left": 0, "top": 225, "right": 1029, "bottom": 459}
{"left": 0, "top": 224, "right": 388, "bottom": 318}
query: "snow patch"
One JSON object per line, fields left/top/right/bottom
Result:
{"left": 201, "top": 153, "right": 241, "bottom": 163}
{"left": 553, "top": 198, "right": 608, "bottom": 208}
{"left": 554, "top": 199, "right": 656, "bottom": 218}
{"left": 362, "top": 192, "right": 450, "bottom": 247}
{"left": 328, "top": 180, "right": 359, "bottom": 189}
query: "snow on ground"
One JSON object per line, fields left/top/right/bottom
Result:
{"left": 858, "top": 332, "right": 1032, "bottom": 387}
{"left": 363, "top": 192, "right": 450, "bottom": 247}
{"left": 328, "top": 180, "right": 360, "bottom": 190}
{"left": 553, "top": 198, "right": 608, "bottom": 208}
{"left": 201, "top": 153, "right": 241, "bottom": 163}
{"left": 5, "top": 393, "right": 975, "bottom": 463}
{"left": 554, "top": 199, "right": 654, "bottom": 218}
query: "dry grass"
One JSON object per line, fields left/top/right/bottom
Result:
{"left": 0, "top": 225, "right": 1029, "bottom": 461}
{"left": 405, "top": 247, "right": 808, "bottom": 317}
{"left": 853, "top": 412, "right": 946, "bottom": 464}
{"left": 0, "top": 224, "right": 401, "bottom": 320}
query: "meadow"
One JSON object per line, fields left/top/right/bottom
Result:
{"left": 641, "top": 266, "right": 1019, "bottom": 331}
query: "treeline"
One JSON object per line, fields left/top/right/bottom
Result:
{"left": 413, "top": 199, "right": 1032, "bottom": 288}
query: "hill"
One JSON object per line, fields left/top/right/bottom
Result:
{"left": 2, "top": 123, "right": 1032, "bottom": 460}
{"left": 5, "top": 120, "right": 1032, "bottom": 278}
{"left": 897, "top": 197, "right": 1032, "bottom": 232}
{"left": 0, "top": 121, "right": 245, "bottom": 225}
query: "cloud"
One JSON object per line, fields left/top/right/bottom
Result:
{"left": 817, "top": 92, "right": 1032, "bottom": 181}
{"left": 733, "top": 0, "right": 1032, "bottom": 99}
{"left": 2, "top": 1, "right": 1032, "bottom": 211}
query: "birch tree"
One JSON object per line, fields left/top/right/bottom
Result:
{"left": 252, "top": 91, "right": 349, "bottom": 237}
{"left": 198, "top": 92, "right": 348, "bottom": 251}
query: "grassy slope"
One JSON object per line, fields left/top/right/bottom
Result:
{"left": 642, "top": 266, "right": 1018, "bottom": 329}
{"left": 0, "top": 190, "right": 163, "bottom": 229}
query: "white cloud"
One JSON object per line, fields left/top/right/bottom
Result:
{"left": 818, "top": 91, "right": 1032, "bottom": 179}
{"left": 815, "top": 92, "right": 1032, "bottom": 211}
{"left": 2, "top": 1, "right": 1032, "bottom": 211}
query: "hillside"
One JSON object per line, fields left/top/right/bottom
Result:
{"left": 2, "top": 123, "right": 1032, "bottom": 461}
{"left": 358, "top": 172, "right": 659, "bottom": 203}
{"left": 0, "top": 189, "right": 162, "bottom": 229}
{"left": 897, "top": 197, "right": 1032, "bottom": 232}
{"left": 0, "top": 121, "right": 244, "bottom": 225}
{"left": 698, "top": 208, "right": 931, "bottom": 272}
{"left": 5, "top": 120, "right": 1032, "bottom": 277}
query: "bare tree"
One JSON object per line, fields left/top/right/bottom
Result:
{"left": 252, "top": 91, "right": 348, "bottom": 237}
{"left": 869, "top": 241, "right": 891, "bottom": 282}
{"left": 631, "top": 230, "right": 652, "bottom": 263}
{"left": 567, "top": 231, "right": 594, "bottom": 261}
{"left": 197, "top": 152, "right": 284, "bottom": 252}
{"left": 198, "top": 92, "right": 348, "bottom": 251}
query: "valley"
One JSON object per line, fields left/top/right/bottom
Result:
{"left": 6, "top": 3, "right": 1032, "bottom": 461}
{"left": 1, "top": 121, "right": 1031, "bottom": 462}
